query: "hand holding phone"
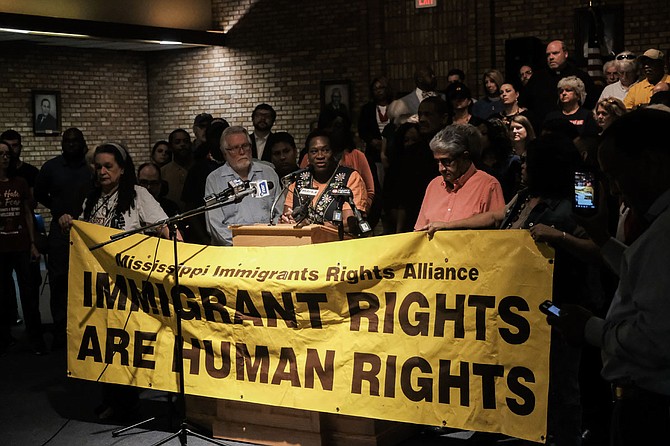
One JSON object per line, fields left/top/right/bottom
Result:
{"left": 573, "top": 170, "right": 598, "bottom": 216}
{"left": 539, "top": 300, "right": 562, "bottom": 317}
{"left": 542, "top": 302, "right": 593, "bottom": 346}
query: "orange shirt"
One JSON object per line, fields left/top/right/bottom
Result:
{"left": 414, "top": 164, "right": 505, "bottom": 229}
{"left": 284, "top": 169, "right": 368, "bottom": 214}
{"left": 301, "top": 148, "right": 375, "bottom": 212}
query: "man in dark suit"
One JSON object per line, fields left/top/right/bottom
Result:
{"left": 35, "top": 98, "right": 57, "bottom": 132}
{"left": 250, "top": 103, "right": 277, "bottom": 162}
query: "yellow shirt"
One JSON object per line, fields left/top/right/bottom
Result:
{"left": 623, "top": 74, "right": 670, "bottom": 109}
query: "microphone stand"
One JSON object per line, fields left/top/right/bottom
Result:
{"left": 332, "top": 196, "right": 346, "bottom": 241}
{"left": 347, "top": 196, "right": 372, "bottom": 236}
{"left": 91, "top": 193, "right": 249, "bottom": 446}
{"left": 269, "top": 180, "right": 289, "bottom": 226}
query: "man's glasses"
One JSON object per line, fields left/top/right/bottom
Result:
{"left": 616, "top": 54, "right": 636, "bottom": 60}
{"left": 225, "top": 143, "right": 252, "bottom": 153}
{"left": 0, "top": 151, "right": 10, "bottom": 158}
{"left": 436, "top": 155, "right": 459, "bottom": 167}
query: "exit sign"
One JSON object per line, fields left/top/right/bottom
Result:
{"left": 416, "top": 0, "right": 437, "bottom": 8}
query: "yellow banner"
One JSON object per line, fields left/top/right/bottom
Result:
{"left": 67, "top": 221, "right": 554, "bottom": 442}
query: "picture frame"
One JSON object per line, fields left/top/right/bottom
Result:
{"left": 319, "top": 80, "right": 352, "bottom": 124}
{"left": 32, "top": 90, "right": 61, "bottom": 136}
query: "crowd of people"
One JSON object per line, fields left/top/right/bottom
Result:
{"left": 1, "top": 38, "right": 669, "bottom": 446}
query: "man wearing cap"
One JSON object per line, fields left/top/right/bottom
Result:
{"left": 192, "top": 113, "right": 213, "bottom": 151}
{"left": 445, "top": 81, "right": 483, "bottom": 126}
{"left": 249, "top": 103, "right": 277, "bottom": 162}
{"left": 623, "top": 49, "right": 670, "bottom": 110}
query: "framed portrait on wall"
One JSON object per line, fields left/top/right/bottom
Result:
{"left": 319, "top": 80, "right": 352, "bottom": 127}
{"left": 32, "top": 90, "right": 61, "bottom": 136}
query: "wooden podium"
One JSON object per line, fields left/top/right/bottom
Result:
{"left": 230, "top": 223, "right": 348, "bottom": 246}
{"left": 186, "top": 224, "right": 418, "bottom": 446}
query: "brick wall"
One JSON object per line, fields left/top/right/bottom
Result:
{"left": 148, "top": 0, "right": 382, "bottom": 146}
{"left": 383, "top": 0, "right": 670, "bottom": 97}
{"left": 149, "top": 0, "right": 670, "bottom": 147}
{"left": 2, "top": 0, "right": 670, "bottom": 171}
{"left": 0, "top": 42, "right": 150, "bottom": 167}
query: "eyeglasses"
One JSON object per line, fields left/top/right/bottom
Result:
{"left": 0, "top": 151, "right": 10, "bottom": 158}
{"left": 616, "top": 54, "right": 636, "bottom": 60}
{"left": 436, "top": 155, "right": 459, "bottom": 167}
{"left": 225, "top": 143, "right": 252, "bottom": 153}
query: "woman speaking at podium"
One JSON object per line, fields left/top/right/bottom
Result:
{"left": 281, "top": 130, "right": 367, "bottom": 233}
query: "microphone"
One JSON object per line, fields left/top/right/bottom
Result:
{"left": 330, "top": 187, "right": 371, "bottom": 235}
{"left": 204, "top": 179, "right": 249, "bottom": 205}
{"left": 204, "top": 180, "right": 275, "bottom": 205}
{"left": 329, "top": 188, "right": 350, "bottom": 223}
{"left": 330, "top": 188, "right": 352, "bottom": 198}
{"left": 250, "top": 180, "right": 274, "bottom": 197}
{"left": 348, "top": 195, "right": 372, "bottom": 235}
{"left": 281, "top": 167, "right": 311, "bottom": 186}
{"left": 291, "top": 203, "right": 308, "bottom": 221}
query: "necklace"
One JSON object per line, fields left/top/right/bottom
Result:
{"left": 88, "top": 190, "right": 119, "bottom": 227}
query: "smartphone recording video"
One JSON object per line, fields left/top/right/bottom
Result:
{"left": 573, "top": 171, "right": 598, "bottom": 216}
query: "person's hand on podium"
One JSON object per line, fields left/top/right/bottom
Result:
{"left": 279, "top": 208, "right": 296, "bottom": 224}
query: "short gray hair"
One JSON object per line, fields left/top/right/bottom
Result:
{"left": 615, "top": 51, "right": 638, "bottom": 73}
{"left": 221, "top": 126, "right": 251, "bottom": 150}
{"left": 603, "top": 60, "right": 617, "bottom": 72}
{"left": 557, "top": 75, "right": 586, "bottom": 106}
{"left": 430, "top": 124, "right": 482, "bottom": 159}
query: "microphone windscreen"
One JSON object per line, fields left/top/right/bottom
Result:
{"left": 346, "top": 215, "right": 360, "bottom": 235}
{"left": 292, "top": 204, "right": 307, "bottom": 219}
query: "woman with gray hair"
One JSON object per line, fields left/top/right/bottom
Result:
{"left": 599, "top": 51, "right": 639, "bottom": 102}
{"left": 544, "top": 76, "right": 600, "bottom": 136}
{"left": 603, "top": 60, "right": 619, "bottom": 85}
